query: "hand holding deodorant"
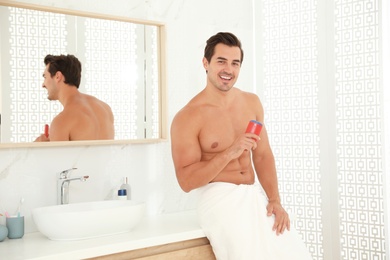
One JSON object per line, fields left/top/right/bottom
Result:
{"left": 245, "top": 120, "right": 263, "bottom": 140}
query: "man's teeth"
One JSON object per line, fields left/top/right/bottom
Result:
{"left": 220, "top": 75, "right": 231, "bottom": 80}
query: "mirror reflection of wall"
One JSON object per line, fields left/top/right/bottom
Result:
{"left": 0, "top": 5, "right": 162, "bottom": 143}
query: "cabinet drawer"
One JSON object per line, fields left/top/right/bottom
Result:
{"left": 88, "top": 237, "right": 216, "bottom": 260}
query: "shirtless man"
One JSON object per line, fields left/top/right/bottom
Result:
{"left": 34, "top": 54, "right": 114, "bottom": 142}
{"left": 171, "top": 32, "right": 312, "bottom": 259}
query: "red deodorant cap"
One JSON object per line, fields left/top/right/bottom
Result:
{"left": 245, "top": 120, "right": 263, "bottom": 136}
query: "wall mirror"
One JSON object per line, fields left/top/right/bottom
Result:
{"left": 0, "top": 0, "right": 167, "bottom": 148}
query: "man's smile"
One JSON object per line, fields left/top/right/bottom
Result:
{"left": 220, "top": 74, "right": 233, "bottom": 81}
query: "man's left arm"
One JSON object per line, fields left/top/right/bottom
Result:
{"left": 252, "top": 125, "right": 290, "bottom": 235}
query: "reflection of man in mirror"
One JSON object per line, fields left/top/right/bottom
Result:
{"left": 34, "top": 54, "right": 114, "bottom": 142}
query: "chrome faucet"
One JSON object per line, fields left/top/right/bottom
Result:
{"left": 57, "top": 168, "right": 89, "bottom": 205}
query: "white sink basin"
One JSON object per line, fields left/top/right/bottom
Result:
{"left": 32, "top": 200, "right": 145, "bottom": 241}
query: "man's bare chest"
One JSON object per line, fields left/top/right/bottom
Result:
{"left": 197, "top": 110, "right": 251, "bottom": 152}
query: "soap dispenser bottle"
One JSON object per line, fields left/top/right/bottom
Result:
{"left": 117, "top": 189, "right": 127, "bottom": 200}
{"left": 120, "top": 177, "right": 131, "bottom": 200}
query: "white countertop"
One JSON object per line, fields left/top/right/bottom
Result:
{"left": 0, "top": 210, "right": 205, "bottom": 260}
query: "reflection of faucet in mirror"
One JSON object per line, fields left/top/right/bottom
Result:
{"left": 34, "top": 54, "right": 115, "bottom": 142}
{"left": 57, "top": 168, "right": 89, "bottom": 205}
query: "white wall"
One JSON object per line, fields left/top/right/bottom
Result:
{"left": 0, "top": 0, "right": 255, "bottom": 233}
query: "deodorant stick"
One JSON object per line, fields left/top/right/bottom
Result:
{"left": 245, "top": 120, "right": 263, "bottom": 139}
{"left": 44, "top": 124, "right": 49, "bottom": 138}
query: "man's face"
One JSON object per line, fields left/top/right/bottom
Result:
{"left": 42, "top": 65, "right": 58, "bottom": 100}
{"left": 203, "top": 43, "right": 242, "bottom": 92}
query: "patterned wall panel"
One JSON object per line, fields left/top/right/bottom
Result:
{"left": 262, "top": 0, "right": 384, "bottom": 259}
{"left": 262, "top": 0, "right": 322, "bottom": 259}
{"left": 84, "top": 18, "right": 139, "bottom": 139}
{"left": 334, "top": 0, "right": 384, "bottom": 259}
{"left": 8, "top": 7, "right": 66, "bottom": 142}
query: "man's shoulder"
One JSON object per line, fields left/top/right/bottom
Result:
{"left": 235, "top": 88, "right": 261, "bottom": 103}
{"left": 235, "top": 88, "right": 258, "bottom": 97}
{"left": 173, "top": 102, "right": 200, "bottom": 122}
{"left": 172, "top": 98, "right": 208, "bottom": 130}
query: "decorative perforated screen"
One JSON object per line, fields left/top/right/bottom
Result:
{"left": 262, "top": 1, "right": 322, "bottom": 258}
{"left": 84, "top": 17, "right": 139, "bottom": 139}
{"left": 8, "top": 7, "right": 65, "bottom": 142}
{"left": 335, "top": 0, "right": 384, "bottom": 259}
{"left": 262, "top": 0, "right": 384, "bottom": 259}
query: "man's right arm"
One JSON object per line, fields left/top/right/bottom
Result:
{"left": 170, "top": 111, "right": 258, "bottom": 192}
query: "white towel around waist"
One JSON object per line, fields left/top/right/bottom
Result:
{"left": 196, "top": 182, "right": 312, "bottom": 260}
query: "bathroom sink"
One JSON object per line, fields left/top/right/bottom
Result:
{"left": 32, "top": 200, "right": 145, "bottom": 241}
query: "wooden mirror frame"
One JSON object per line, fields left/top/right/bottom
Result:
{"left": 0, "top": 0, "right": 167, "bottom": 148}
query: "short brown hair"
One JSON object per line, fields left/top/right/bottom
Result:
{"left": 44, "top": 54, "right": 82, "bottom": 88}
{"left": 204, "top": 32, "right": 244, "bottom": 64}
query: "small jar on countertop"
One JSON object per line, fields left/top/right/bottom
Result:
{"left": 0, "top": 225, "right": 8, "bottom": 242}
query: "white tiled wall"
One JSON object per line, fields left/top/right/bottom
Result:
{"left": 0, "top": 0, "right": 255, "bottom": 233}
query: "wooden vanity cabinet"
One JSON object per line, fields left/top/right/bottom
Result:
{"left": 87, "top": 237, "right": 216, "bottom": 260}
